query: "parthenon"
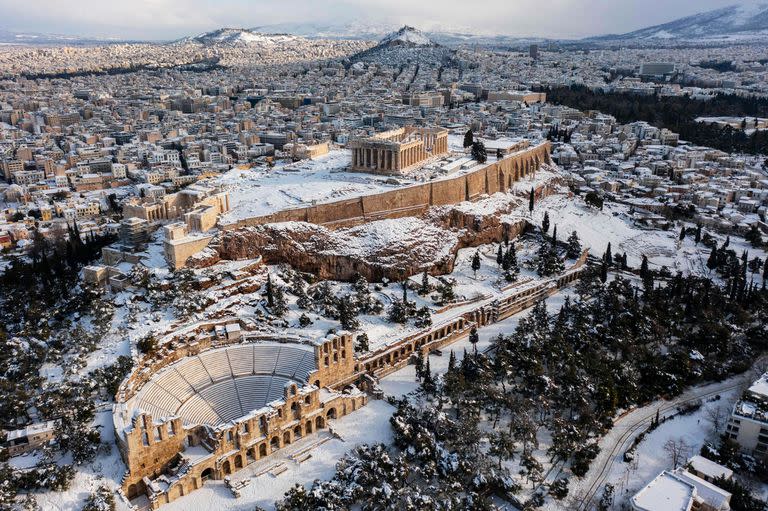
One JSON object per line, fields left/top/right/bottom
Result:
{"left": 348, "top": 126, "right": 449, "bottom": 175}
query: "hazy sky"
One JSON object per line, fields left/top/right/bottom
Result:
{"left": 0, "top": 0, "right": 747, "bottom": 40}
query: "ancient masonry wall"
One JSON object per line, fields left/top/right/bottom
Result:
{"left": 221, "top": 142, "right": 551, "bottom": 231}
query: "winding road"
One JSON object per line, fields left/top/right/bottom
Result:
{"left": 568, "top": 363, "right": 765, "bottom": 510}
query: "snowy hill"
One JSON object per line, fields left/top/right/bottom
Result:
{"left": 349, "top": 26, "right": 449, "bottom": 64}
{"left": 377, "top": 26, "right": 437, "bottom": 47}
{"left": 180, "top": 28, "right": 296, "bottom": 46}
{"left": 593, "top": 2, "right": 768, "bottom": 41}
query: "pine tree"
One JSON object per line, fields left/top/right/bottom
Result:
{"left": 469, "top": 326, "right": 479, "bottom": 355}
{"left": 272, "top": 286, "right": 287, "bottom": 317}
{"left": 503, "top": 244, "right": 520, "bottom": 281}
{"left": 471, "top": 140, "right": 487, "bottom": 163}
{"left": 463, "top": 129, "right": 474, "bottom": 148}
{"left": 338, "top": 296, "right": 359, "bottom": 330}
{"left": 471, "top": 251, "right": 481, "bottom": 277}
{"left": 566, "top": 231, "right": 582, "bottom": 259}
{"left": 437, "top": 278, "right": 456, "bottom": 305}
{"left": 299, "top": 313, "right": 312, "bottom": 327}
{"left": 529, "top": 188, "right": 535, "bottom": 213}
{"left": 355, "top": 333, "right": 369, "bottom": 353}
{"left": 415, "top": 351, "right": 424, "bottom": 379}
{"left": 542, "top": 211, "right": 550, "bottom": 234}
{"left": 414, "top": 306, "right": 432, "bottom": 328}
{"left": 448, "top": 350, "right": 456, "bottom": 372}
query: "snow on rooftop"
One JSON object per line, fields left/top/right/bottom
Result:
{"left": 748, "top": 372, "right": 768, "bottom": 399}
{"left": 631, "top": 471, "right": 694, "bottom": 511}
{"left": 688, "top": 455, "right": 734, "bottom": 482}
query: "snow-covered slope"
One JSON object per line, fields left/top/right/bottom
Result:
{"left": 378, "top": 26, "right": 436, "bottom": 47}
{"left": 595, "top": 2, "right": 768, "bottom": 41}
{"left": 349, "top": 26, "right": 449, "bottom": 64}
{"left": 180, "top": 28, "right": 296, "bottom": 46}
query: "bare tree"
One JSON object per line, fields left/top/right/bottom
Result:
{"left": 705, "top": 405, "right": 726, "bottom": 433}
{"left": 664, "top": 438, "right": 691, "bottom": 469}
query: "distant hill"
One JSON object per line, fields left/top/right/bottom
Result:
{"left": 375, "top": 26, "right": 437, "bottom": 47}
{"left": 178, "top": 28, "right": 297, "bottom": 46}
{"left": 0, "top": 27, "right": 121, "bottom": 45}
{"left": 349, "top": 26, "right": 456, "bottom": 66}
{"left": 592, "top": 2, "right": 768, "bottom": 41}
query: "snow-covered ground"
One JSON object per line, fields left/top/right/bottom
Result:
{"left": 532, "top": 194, "right": 767, "bottom": 274}
{"left": 215, "top": 150, "right": 412, "bottom": 223}
{"left": 603, "top": 390, "right": 739, "bottom": 507}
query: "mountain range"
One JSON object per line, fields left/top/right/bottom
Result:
{"left": 2, "top": 2, "right": 768, "bottom": 46}
{"left": 594, "top": 1, "right": 768, "bottom": 41}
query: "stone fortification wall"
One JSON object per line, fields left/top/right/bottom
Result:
{"left": 221, "top": 142, "right": 551, "bottom": 231}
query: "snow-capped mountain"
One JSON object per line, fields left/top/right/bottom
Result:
{"left": 179, "top": 28, "right": 296, "bottom": 46}
{"left": 378, "top": 26, "right": 437, "bottom": 47}
{"left": 594, "top": 2, "right": 768, "bottom": 41}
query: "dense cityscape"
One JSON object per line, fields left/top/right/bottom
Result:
{"left": 1, "top": 2, "right": 768, "bottom": 510}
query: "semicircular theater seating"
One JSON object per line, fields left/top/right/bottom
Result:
{"left": 131, "top": 343, "right": 317, "bottom": 426}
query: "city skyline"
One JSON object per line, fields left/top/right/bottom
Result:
{"left": 0, "top": 0, "right": 752, "bottom": 40}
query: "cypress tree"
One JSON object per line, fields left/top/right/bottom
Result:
{"left": 679, "top": 226, "right": 686, "bottom": 241}
{"left": 448, "top": 350, "right": 456, "bottom": 372}
{"left": 529, "top": 188, "right": 535, "bottom": 213}
{"left": 604, "top": 243, "right": 613, "bottom": 266}
{"left": 552, "top": 225, "right": 558, "bottom": 247}
{"left": 471, "top": 251, "right": 481, "bottom": 277}
{"left": 707, "top": 245, "right": 718, "bottom": 270}
{"left": 497, "top": 244, "right": 503, "bottom": 266}
{"left": 694, "top": 225, "right": 702, "bottom": 244}
{"left": 266, "top": 273, "right": 275, "bottom": 307}
{"left": 542, "top": 211, "right": 550, "bottom": 233}
{"left": 420, "top": 270, "right": 430, "bottom": 295}
{"left": 600, "top": 262, "right": 608, "bottom": 283}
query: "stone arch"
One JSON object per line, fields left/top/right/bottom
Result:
{"left": 222, "top": 460, "right": 231, "bottom": 475}
{"left": 247, "top": 447, "right": 256, "bottom": 464}
{"left": 234, "top": 455, "right": 243, "bottom": 469}
{"left": 259, "top": 443, "right": 267, "bottom": 457}
{"left": 305, "top": 419, "right": 313, "bottom": 434}
{"left": 294, "top": 425, "right": 303, "bottom": 440}
{"left": 270, "top": 436, "right": 280, "bottom": 451}
{"left": 201, "top": 467, "right": 214, "bottom": 482}
{"left": 316, "top": 416, "right": 325, "bottom": 430}
{"left": 283, "top": 430, "right": 292, "bottom": 445}
{"left": 327, "top": 408, "right": 337, "bottom": 420}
